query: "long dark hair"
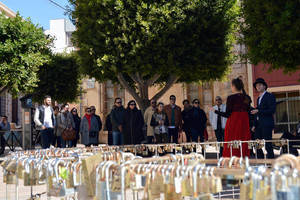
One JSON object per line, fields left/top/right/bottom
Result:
{"left": 232, "top": 78, "right": 246, "bottom": 95}
{"left": 232, "top": 78, "right": 250, "bottom": 105}
{"left": 126, "top": 100, "right": 137, "bottom": 110}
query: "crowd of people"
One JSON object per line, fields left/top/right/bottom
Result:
{"left": 31, "top": 77, "right": 300, "bottom": 158}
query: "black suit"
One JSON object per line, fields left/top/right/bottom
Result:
{"left": 254, "top": 91, "right": 276, "bottom": 158}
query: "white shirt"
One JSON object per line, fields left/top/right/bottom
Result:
{"left": 258, "top": 91, "right": 267, "bottom": 105}
{"left": 209, "top": 104, "right": 227, "bottom": 130}
{"left": 43, "top": 106, "right": 53, "bottom": 128}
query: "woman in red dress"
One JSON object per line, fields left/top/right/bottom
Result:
{"left": 212, "top": 78, "right": 251, "bottom": 157}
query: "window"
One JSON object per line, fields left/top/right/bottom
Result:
{"left": 0, "top": 95, "right": 6, "bottom": 116}
{"left": 86, "top": 78, "right": 95, "bottom": 89}
{"left": 105, "top": 81, "right": 125, "bottom": 113}
{"left": 274, "top": 91, "right": 300, "bottom": 133}
{"left": 106, "top": 81, "right": 115, "bottom": 112}
{"left": 187, "top": 83, "right": 199, "bottom": 102}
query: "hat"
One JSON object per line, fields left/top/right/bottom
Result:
{"left": 253, "top": 78, "right": 268, "bottom": 90}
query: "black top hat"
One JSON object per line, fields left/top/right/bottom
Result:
{"left": 253, "top": 78, "right": 268, "bottom": 90}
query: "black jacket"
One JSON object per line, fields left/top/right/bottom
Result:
{"left": 189, "top": 107, "right": 207, "bottom": 132}
{"left": 104, "top": 113, "right": 112, "bottom": 132}
{"left": 254, "top": 92, "right": 276, "bottom": 128}
{"left": 72, "top": 114, "right": 81, "bottom": 140}
{"left": 182, "top": 106, "right": 192, "bottom": 132}
{"left": 94, "top": 114, "right": 102, "bottom": 132}
{"left": 110, "top": 106, "right": 125, "bottom": 132}
{"left": 123, "top": 108, "right": 144, "bottom": 145}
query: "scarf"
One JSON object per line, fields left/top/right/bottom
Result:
{"left": 85, "top": 114, "right": 92, "bottom": 131}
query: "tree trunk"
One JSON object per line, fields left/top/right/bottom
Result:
{"left": 117, "top": 73, "right": 179, "bottom": 113}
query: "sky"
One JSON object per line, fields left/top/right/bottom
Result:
{"left": 1, "top": 0, "right": 71, "bottom": 30}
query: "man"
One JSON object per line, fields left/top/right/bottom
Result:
{"left": 182, "top": 99, "right": 192, "bottom": 142}
{"left": 164, "top": 95, "right": 182, "bottom": 143}
{"left": 34, "top": 95, "right": 56, "bottom": 149}
{"left": 111, "top": 98, "right": 125, "bottom": 145}
{"left": 209, "top": 96, "right": 227, "bottom": 157}
{"left": 251, "top": 78, "right": 276, "bottom": 159}
{"left": 90, "top": 106, "right": 102, "bottom": 144}
{"left": 144, "top": 99, "right": 157, "bottom": 144}
{"left": 0, "top": 116, "right": 10, "bottom": 155}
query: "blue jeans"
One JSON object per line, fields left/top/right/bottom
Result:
{"left": 112, "top": 131, "right": 123, "bottom": 145}
{"left": 41, "top": 128, "right": 54, "bottom": 149}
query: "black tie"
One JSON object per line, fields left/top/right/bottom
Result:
{"left": 217, "top": 107, "right": 222, "bottom": 130}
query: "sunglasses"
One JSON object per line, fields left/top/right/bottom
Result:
{"left": 129, "top": 104, "right": 136, "bottom": 106}
{"left": 72, "top": 110, "right": 77, "bottom": 112}
{"left": 170, "top": 98, "right": 176, "bottom": 100}
{"left": 116, "top": 101, "right": 122, "bottom": 104}
{"left": 151, "top": 102, "right": 157, "bottom": 104}
{"left": 194, "top": 102, "right": 200, "bottom": 104}
{"left": 87, "top": 110, "right": 91, "bottom": 112}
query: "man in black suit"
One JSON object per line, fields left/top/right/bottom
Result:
{"left": 251, "top": 78, "right": 276, "bottom": 158}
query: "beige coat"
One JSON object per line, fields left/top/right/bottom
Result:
{"left": 144, "top": 106, "right": 155, "bottom": 136}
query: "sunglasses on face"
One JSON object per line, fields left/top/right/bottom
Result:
{"left": 194, "top": 102, "right": 200, "bottom": 104}
{"left": 87, "top": 110, "right": 91, "bottom": 112}
{"left": 129, "top": 104, "right": 136, "bottom": 106}
{"left": 72, "top": 110, "right": 77, "bottom": 113}
{"left": 116, "top": 102, "right": 122, "bottom": 104}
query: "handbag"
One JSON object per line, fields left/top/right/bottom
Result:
{"left": 62, "top": 128, "right": 76, "bottom": 141}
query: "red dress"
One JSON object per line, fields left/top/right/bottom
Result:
{"left": 215, "top": 93, "right": 251, "bottom": 157}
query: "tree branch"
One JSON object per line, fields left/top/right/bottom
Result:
{"left": 136, "top": 72, "right": 144, "bottom": 85}
{"left": 151, "top": 75, "right": 179, "bottom": 101}
{"left": 129, "top": 74, "right": 140, "bottom": 85}
{"left": 147, "top": 74, "right": 161, "bottom": 85}
{"left": 117, "top": 73, "right": 143, "bottom": 104}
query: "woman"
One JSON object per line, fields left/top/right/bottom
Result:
{"left": 71, "top": 108, "right": 81, "bottom": 147}
{"left": 182, "top": 99, "right": 192, "bottom": 142}
{"left": 80, "top": 107, "right": 99, "bottom": 146}
{"left": 52, "top": 106, "right": 62, "bottom": 147}
{"left": 212, "top": 78, "right": 251, "bottom": 157}
{"left": 123, "top": 100, "right": 144, "bottom": 145}
{"left": 189, "top": 99, "right": 207, "bottom": 143}
{"left": 58, "top": 104, "right": 75, "bottom": 148}
{"left": 150, "top": 102, "right": 169, "bottom": 144}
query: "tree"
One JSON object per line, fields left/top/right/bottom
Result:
{"left": 0, "top": 13, "right": 51, "bottom": 95}
{"left": 33, "top": 53, "right": 81, "bottom": 104}
{"left": 70, "top": 0, "right": 238, "bottom": 111}
{"left": 241, "top": 0, "right": 300, "bottom": 72}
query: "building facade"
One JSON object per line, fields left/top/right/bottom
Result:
{"left": 44, "top": 19, "right": 76, "bottom": 54}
